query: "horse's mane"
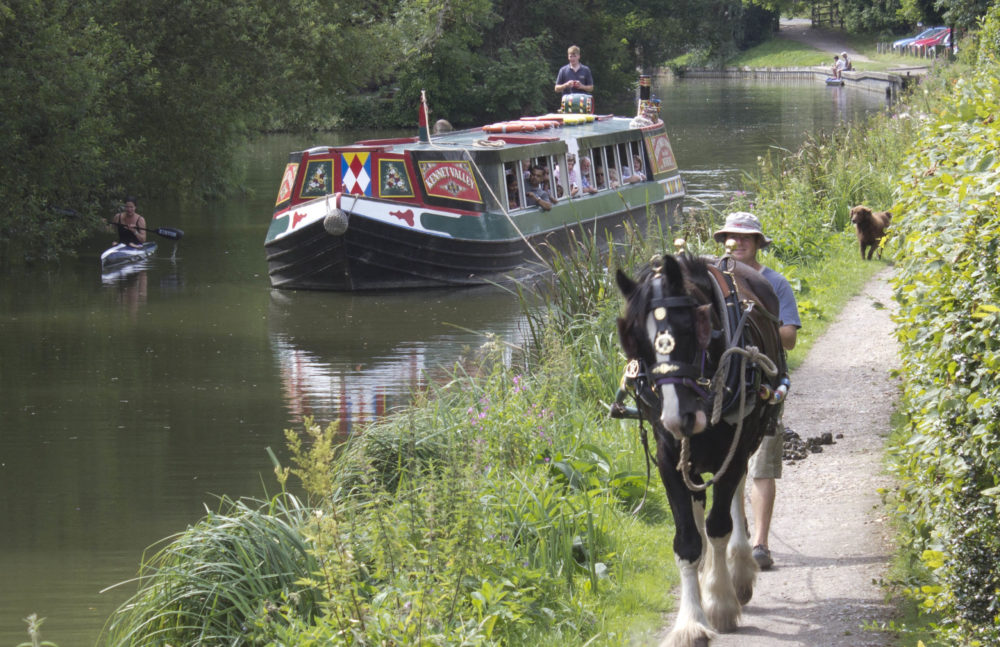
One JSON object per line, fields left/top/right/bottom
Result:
{"left": 676, "top": 254, "right": 715, "bottom": 304}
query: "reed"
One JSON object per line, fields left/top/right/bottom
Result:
{"left": 101, "top": 493, "right": 321, "bottom": 646}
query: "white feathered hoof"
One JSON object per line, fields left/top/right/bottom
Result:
{"left": 659, "top": 623, "right": 715, "bottom": 647}
{"left": 323, "top": 209, "right": 348, "bottom": 235}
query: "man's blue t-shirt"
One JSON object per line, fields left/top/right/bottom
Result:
{"left": 555, "top": 64, "right": 593, "bottom": 94}
{"left": 761, "top": 266, "right": 801, "bottom": 329}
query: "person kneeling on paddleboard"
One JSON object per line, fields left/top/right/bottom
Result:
{"left": 110, "top": 197, "right": 146, "bottom": 248}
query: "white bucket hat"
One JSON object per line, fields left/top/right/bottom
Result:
{"left": 713, "top": 211, "right": 772, "bottom": 248}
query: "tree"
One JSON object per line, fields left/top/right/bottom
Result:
{"left": 0, "top": 0, "right": 118, "bottom": 261}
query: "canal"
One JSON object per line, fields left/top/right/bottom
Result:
{"left": 0, "top": 78, "right": 887, "bottom": 645}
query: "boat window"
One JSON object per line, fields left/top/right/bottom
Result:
{"left": 618, "top": 142, "right": 645, "bottom": 183}
{"left": 579, "top": 150, "right": 596, "bottom": 193}
{"left": 541, "top": 155, "right": 559, "bottom": 199}
{"left": 594, "top": 147, "right": 609, "bottom": 190}
{"left": 504, "top": 162, "right": 521, "bottom": 211}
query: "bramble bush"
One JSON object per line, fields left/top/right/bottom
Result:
{"left": 889, "top": 62, "right": 1000, "bottom": 645}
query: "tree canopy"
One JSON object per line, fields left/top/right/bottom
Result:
{"left": 2, "top": 0, "right": 995, "bottom": 263}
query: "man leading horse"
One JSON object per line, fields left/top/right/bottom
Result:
{"left": 713, "top": 212, "right": 801, "bottom": 573}
{"left": 612, "top": 211, "right": 795, "bottom": 646}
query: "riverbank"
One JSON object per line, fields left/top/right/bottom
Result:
{"left": 668, "top": 18, "right": 931, "bottom": 100}
{"left": 668, "top": 66, "right": 915, "bottom": 100}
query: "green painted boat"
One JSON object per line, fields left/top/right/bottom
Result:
{"left": 264, "top": 84, "right": 684, "bottom": 291}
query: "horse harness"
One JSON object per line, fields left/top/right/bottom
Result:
{"left": 611, "top": 254, "right": 787, "bottom": 495}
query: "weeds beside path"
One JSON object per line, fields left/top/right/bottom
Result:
{"left": 689, "top": 268, "right": 900, "bottom": 646}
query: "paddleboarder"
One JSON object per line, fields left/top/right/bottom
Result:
{"left": 110, "top": 197, "right": 146, "bottom": 248}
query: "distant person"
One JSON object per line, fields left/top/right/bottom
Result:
{"left": 840, "top": 51, "right": 853, "bottom": 71}
{"left": 831, "top": 54, "right": 845, "bottom": 79}
{"left": 525, "top": 165, "right": 557, "bottom": 211}
{"left": 433, "top": 119, "right": 453, "bottom": 134}
{"left": 110, "top": 196, "right": 146, "bottom": 248}
{"left": 554, "top": 45, "right": 594, "bottom": 95}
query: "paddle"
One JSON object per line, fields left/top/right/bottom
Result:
{"left": 138, "top": 225, "right": 184, "bottom": 240}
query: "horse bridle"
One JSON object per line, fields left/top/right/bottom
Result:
{"left": 643, "top": 268, "right": 713, "bottom": 403}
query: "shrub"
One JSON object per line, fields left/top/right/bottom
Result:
{"left": 889, "top": 64, "right": 1000, "bottom": 645}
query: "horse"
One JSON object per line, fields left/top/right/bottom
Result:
{"left": 613, "top": 252, "right": 786, "bottom": 647}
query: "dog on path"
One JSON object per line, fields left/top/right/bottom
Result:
{"left": 849, "top": 205, "right": 891, "bottom": 260}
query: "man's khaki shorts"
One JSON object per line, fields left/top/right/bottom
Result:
{"left": 749, "top": 423, "right": 784, "bottom": 479}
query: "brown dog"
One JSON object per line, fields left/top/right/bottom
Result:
{"left": 850, "top": 205, "right": 892, "bottom": 260}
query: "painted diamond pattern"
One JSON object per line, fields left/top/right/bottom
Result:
{"left": 342, "top": 153, "right": 372, "bottom": 196}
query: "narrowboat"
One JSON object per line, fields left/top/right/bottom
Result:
{"left": 264, "top": 82, "right": 684, "bottom": 291}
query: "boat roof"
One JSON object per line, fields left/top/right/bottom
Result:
{"left": 329, "top": 115, "right": 654, "bottom": 162}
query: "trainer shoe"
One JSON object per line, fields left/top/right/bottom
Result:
{"left": 752, "top": 544, "right": 774, "bottom": 570}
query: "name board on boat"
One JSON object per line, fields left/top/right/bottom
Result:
{"left": 644, "top": 132, "right": 678, "bottom": 175}
{"left": 379, "top": 159, "right": 414, "bottom": 198}
{"left": 301, "top": 159, "right": 334, "bottom": 198}
{"left": 418, "top": 160, "right": 483, "bottom": 204}
{"left": 275, "top": 163, "right": 299, "bottom": 206}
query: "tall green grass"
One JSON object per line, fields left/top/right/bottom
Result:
{"left": 101, "top": 493, "right": 321, "bottom": 646}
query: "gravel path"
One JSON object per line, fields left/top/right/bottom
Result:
{"left": 776, "top": 17, "right": 873, "bottom": 62}
{"left": 716, "top": 268, "right": 900, "bottom": 645}
{"left": 659, "top": 268, "right": 901, "bottom": 645}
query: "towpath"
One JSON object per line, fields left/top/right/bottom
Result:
{"left": 659, "top": 268, "right": 901, "bottom": 646}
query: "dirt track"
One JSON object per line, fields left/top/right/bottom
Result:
{"left": 709, "top": 268, "right": 899, "bottom": 646}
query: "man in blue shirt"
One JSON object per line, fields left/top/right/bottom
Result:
{"left": 554, "top": 45, "right": 594, "bottom": 95}
{"left": 714, "top": 211, "right": 801, "bottom": 571}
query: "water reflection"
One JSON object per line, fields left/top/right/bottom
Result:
{"left": 267, "top": 287, "right": 527, "bottom": 432}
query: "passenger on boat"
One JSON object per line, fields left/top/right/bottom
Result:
{"left": 506, "top": 174, "right": 520, "bottom": 210}
{"left": 554, "top": 45, "right": 594, "bottom": 95}
{"left": 433, "top": 119, "right": 453, "bottom": 134}
{"left": 110, "top": 196, "right": 146, "bottom": 248}
{"left": 594, "top": 166, "right": 608, "bottom": 190}
{"left": 578, "top": 157, "right": 599, "bottom": 195}
{"left": 554, "top": 154, "right": 582, "bottom": 197}
{"left": 526, "top": 165, "right": 557, "bottom": 211}
{"left": 607, "top": 168, "right": 621, "bottom": 188}
{"left": 621, "top": 154, "right": 645, "bottom": 183}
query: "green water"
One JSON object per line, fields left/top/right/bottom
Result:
{"left": 0, "top": 79, "right": 888, "bottom": 646}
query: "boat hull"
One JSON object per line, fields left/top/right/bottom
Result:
{"left": 266, "top": 195, "right": 682, "bottom": 291}
{"left": 101, "top": 242, "right": 157, "bottom": 271}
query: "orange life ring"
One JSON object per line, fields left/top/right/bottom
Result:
{"left": 482, "top": 121, "right": 538, "bottom": 134}
{"left": 527, "top": 120, "right": 561, "bottom": 130}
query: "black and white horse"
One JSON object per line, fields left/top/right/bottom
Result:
{"left": 614, "top": 253, "right": 785, "bottom": 647}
